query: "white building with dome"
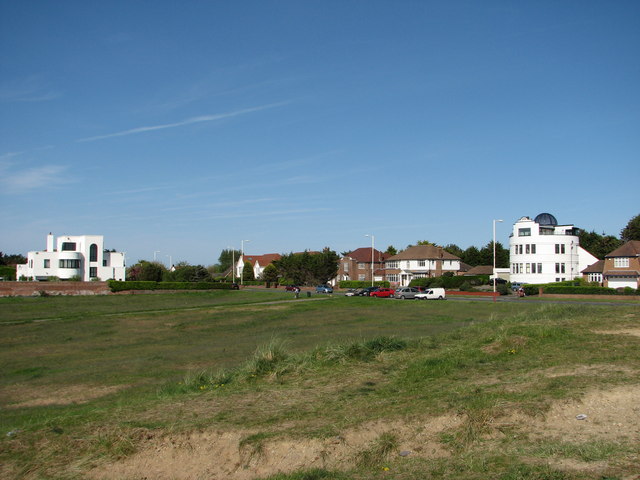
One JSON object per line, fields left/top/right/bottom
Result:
{"left": 509, "top": 213, "right": 598, "bottom": 285}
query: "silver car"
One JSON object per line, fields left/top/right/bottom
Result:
{"left": 393, "top": 287, "right": 420, "bottom": 299}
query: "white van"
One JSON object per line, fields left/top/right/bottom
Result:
{"left": 415, "top": 288, "right": 446, "bottom": 300}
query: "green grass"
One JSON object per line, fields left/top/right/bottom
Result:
{"left": 1, "top": 293, "right": 639, "bottom": 479}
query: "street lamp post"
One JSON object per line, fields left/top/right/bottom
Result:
{"left": 240, "top": 239, "right": 250, "bottom": 286}
{"left": 166, "top": 254, "right": 172, "bottom": 271}
{"left": 365, "top": 234, "right": 375, "bottom": 287}
{"left": 153, "top": 250, "right": 160, "bottom": 262}
{"left": 493, "top": 219, "right": 503, "bottom": 293}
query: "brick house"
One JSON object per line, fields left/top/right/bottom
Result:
{"left": 385, "top": 245, "right": 462, "bottom": 287}
{"left": 337, "top": 247, "right": 388, "bottom": 284}
{"left": 602, "top": 240, "right": 640, "bottom": 289}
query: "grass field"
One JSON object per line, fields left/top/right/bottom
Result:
{"left": 1, "top": 291, "right": 639, "bottom": 479}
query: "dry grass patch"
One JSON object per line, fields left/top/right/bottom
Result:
{"left": 88, "top": 415, "right": 462, "bottom": 480}
{"left": 1, "top": 384, "right": 126, "bottom": 408}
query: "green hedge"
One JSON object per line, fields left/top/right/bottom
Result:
{"left": 339, "top": 280, "right": 390, "bottom": 288}
{"left": 409, "top": 275, "right": 487, "bottom": 289}
{"left": 543, "top": 285, "right": 635, "bottom": 295}
{"left": 108, "top": 280, "right": 236, "bottom": 292}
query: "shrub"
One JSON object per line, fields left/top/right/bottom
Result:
{"left": 496, "top": 283, "right": 509, "bottom": 296}
{"left": 543, "top": 285, "right": 618, "bottom": 295}
{"left": 459, "top": 281, "right": 475, "bottom": 292}
{"left": 522, "top": 285, "right": 540, "bottom": 296}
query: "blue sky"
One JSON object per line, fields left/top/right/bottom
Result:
{"left": 1, "top": 1, "right": 638, "bottom": 266}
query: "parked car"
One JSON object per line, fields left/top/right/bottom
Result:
{"left": 344, "top": 288, "right": 363, "bottom": 296}
{"left": 370, "top": 288, "right": 395, "bottom": 298}
{"left": 415, "top": 288, "right": 446, "bottom": 300}
{"left": 316, "top": 284, "right": 333, "bottom": 294}
{"left": 359, "top": 286, "right": 380, "bottom": 296}
{"left": 393, "top": 287, "right": 420, "bottom": 299}
{"left": 284, "top": 285, "right": 299, "bottom": 291}
{"left": 230, "top": 282, "right": 240, "bottom": 290}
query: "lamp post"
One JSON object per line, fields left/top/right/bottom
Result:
{"left": 365, "top": 234, "right": 375, "bottom": 287}
{"left": 153, "top": 250, "right": 160, "bottom": 262}
{"left": 493, "top": 219, "right": 503, "bottom": 293}
{"left": 240, "top": 239, "right": 250, "bottom": 285}
{"left": 166, "top": 254, "right": 172, "bottom": 271}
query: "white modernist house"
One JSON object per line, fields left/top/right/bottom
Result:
{"left": 16, "top": 233, "right": 126, "bottom": 281}
{"left": 509, "top": 213, "right": 598, "bottom": 285}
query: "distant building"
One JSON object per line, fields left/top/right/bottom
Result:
{"left": 337, "top": 247, "right": 388, "bottom": 284}
{"left": 16, "top": 233, "right": 125, "bottom": 281}
{"left": 509, "top": 213, "right": 598, "bottom": 284}
{"left": 385, "top": 245, "right": 462, "bottom": 286}
{"left": 236, "top": 253, "right": 282, "bottom": 280}
{"left": 602, "top": 240, "right": 640, "bottom": 289}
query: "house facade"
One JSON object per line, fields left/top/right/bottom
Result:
{"left": 16, "top": 233, "right": 126, "bottom": 281}
{"left": 602, "top": 240, "right": 640, "bottom": 289}
{"left": 235, "top": 253, "right": 281, "bottom": 280}
{"left": 385, "top": 245, "right": 462, "bottom": 287}
{"left": 337, "top": 247, "right": 387, "bottom": 283}
{"left": 509, "top": 213, "right": 598, "bottom": 284}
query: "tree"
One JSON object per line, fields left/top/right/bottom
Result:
{"left": 579, "top": 230, "right": 623, "bottom": 259}
{"left": 272, "top": 248, "right": 339, "bottom": 285}
{"left": 168, "top": 262, "right": 211, "bottom": 282}
{"left": 127, "top": 260, "right": 166, "bottom": 281}
{"left": 461, "top": 246, "right": 482, "bottom": 266}
{"left": 261, "top": 263, "right": 279, "bottom": 285}
{"left": 0, "top": 252, "right": 26, "bottom": 265}
{"left": 621, "top": 213, "right": 640, "bottom": 242}
{"left": 478, "top": 241, "right": 509, "bottom": 268}
{"left": 442, "top": 244, "right": 463, "bottom": 259}
{"left": 385, "top": 245, "right": 397, "bottom": 256}
{"left": 416, "top": 240, "right": 438, "bottom": 246}
{"left": 242, "top": 261, "right": 255, "bottom": 281}
{"left": 211, "top": 249, "right": 241, "bottom": 273}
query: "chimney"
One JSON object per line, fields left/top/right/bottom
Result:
{"left": 46, "top": 233, "right": 54, "bottom": 252}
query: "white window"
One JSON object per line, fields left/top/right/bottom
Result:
{"left": 418, "top": 260, "right": 426, "bottom": 267}
{"left": 555, "top": 244, "right": 566, "bottom": 254}
{"left": 386, "top": 261, "right": 399, "bottom": 269}
{"left": 387, "top": 274, "right": 399, "bottom": 282}
{"left": 526, "top": 264, "right": 531, "bottom": 274}
{"left": 531, "top": 263, "right": 536, "bottom": 274}
{"left": 406, "top": 261, "right": 410, "bottom": 269}
{"left": 531, "top": 244, "right": 536, "bottom": 254}
{"left": 519, "top": 228, "right": 531, "bottom": 236}
{"left": 537, "top": 263, "right": 542, "bottom": 273}
{"left": 357, "top": 263, "right": 365, "bottom": 270}
{"left": 43, "top": 259, "right": 50, "bottom": 268}
{"left": 358, "top": 274, "right": 365, "bottom": 281}
{"left": 614, "top": 258, "right": 630, "bottom": 268}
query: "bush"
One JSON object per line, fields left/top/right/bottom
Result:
{"left": 523, "top": 285, "right": 540, "bottom": 296}
{"left": 543, "top": 285, "right": 620, "bottom": 295}
{"left": 459, "top": 281, "right": 475, "bottom": 292}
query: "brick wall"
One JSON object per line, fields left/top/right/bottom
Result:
{"left": 0, "top": 281, "right": 110, "bottom": 297}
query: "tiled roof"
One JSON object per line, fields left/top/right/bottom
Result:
{"left": 603, "top": 270, "right": 640, "bottom": 277}
{"left": 581, "top": 259, "right": 605, "bottom": 274}
{"left": 344, "top": 247, "right": 386, "bottom": 263}
{"left": 465, "top": 265, "right": 494, "bottom": 275}
{"left": 605, "top": 240, "right": 640, "bottom": 258}
{"left": 243, "top": 253, "right": 281, "bottom": 266}
{"left": 386, "top": 245, "right": 461, "bottom": 261}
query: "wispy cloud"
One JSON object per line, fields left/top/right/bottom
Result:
{"left": 76, "top": 102, "right": 290, "bottom": 143}
{"left": 0, "top": 164, "right": 73, "bottom": 193}
{"left": 0, "top": 75, "right": 61, "bottom": 102}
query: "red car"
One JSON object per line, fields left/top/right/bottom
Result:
{"left": 370, "top": 288, "right": 395, "bottom": 298}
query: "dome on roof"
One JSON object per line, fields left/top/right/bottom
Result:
{"left": 534, "top": 212, "right": 558, "bottom": 226}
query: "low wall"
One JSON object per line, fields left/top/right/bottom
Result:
{"left": 0, "top": 281, "right": 110, "bottom": 297}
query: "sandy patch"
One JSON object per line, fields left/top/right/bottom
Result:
{"left": 593, "top": 328, "right": 640, "bottom": 338}
{"left": 1, "top": 384, "right": 125, "bottom": 408}
{"left": 89, "top": 415, "right": 462, "bottom": 480}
